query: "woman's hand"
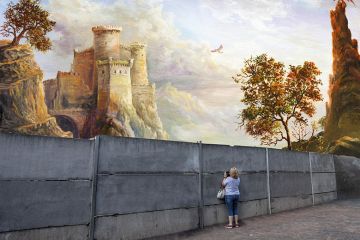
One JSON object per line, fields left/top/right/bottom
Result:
{"left": 224, "top": 171, "right": 227, "bottom": 178}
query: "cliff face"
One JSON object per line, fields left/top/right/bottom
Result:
{"left": 0, "top": 42, "right": 71, "bottom": 137}
{"left": 326, "top": 2, "right": 360, "bottom": 157}
{"left": 97, "top": 85, "right": 168, "bottom": 140}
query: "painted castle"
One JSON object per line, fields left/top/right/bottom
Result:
{"left": 44, "top": 25, "right": 168, "bottom": 139}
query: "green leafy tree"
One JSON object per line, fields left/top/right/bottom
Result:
{"left": 233, "top": 54, "right": 323, "bottom": 150}
{"left": 0, "top": 0, "right": 56, "bottom": 51}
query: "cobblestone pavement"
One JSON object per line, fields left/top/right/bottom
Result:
{"left": 157, "top": 199, "right": 360, "bottom": 240}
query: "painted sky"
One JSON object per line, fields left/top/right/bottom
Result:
{"left": 1, "top": 0, "right": 360, "bottom": 147}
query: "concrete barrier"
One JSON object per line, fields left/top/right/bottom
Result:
{"left": 201, "top": 144, "right": 268, "bottom": 227}
{"left": 334, "top": 155, "right": 360, "bottom": 199}
{"left": 94, "top": 136, "right": 200, "bottom": 240}
{"left": 0, "top": 133, "right": 94, "bottom": 240}
{"left": 0, "top": 133, "right": 343, "bottom": 240}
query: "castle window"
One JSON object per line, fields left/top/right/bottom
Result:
{"left": 102, "top": 70, "right": 105, "bottom": 75}
{"left": 120, "top": 70, "right": 122, "bottom": 74}
{"left": 114, "top": 70, "right": 117, "bottom": 74}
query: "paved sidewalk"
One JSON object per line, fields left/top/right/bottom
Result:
{"left": 155, "top": 199, "right": 360, "bottom": 240}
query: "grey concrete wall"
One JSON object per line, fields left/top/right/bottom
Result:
{"left": 0, "top": 133, "right": 341, "bottom": 240}
{"left": 0, "top": 133, "right": 93, "bottom": 239}
{"left": 94, "top": 136, "right": 200, "bottom": 240}
{"left": 310, "top": 152, "right": 337, "bottom": 203}
{"left": 334, "top": 155, "right": 360, "bottom": 199}
{"left": 268, "top": 149, "right": 312, "bottom": 213}
{"left": 202, "top": 144, "right": 268, "bottom": 226}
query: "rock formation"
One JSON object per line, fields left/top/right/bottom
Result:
{"left": 325, "top": 1, "right": 360, "bottom": 157}
{"left": 0, "top": 41, "right": 71, "bottom": 137}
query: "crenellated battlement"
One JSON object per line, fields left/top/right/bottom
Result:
{"left": 92, "top": 25, "right": 122, "bottom": 32}
{"left": 57, "top": 71, "right": 81, "bottom": 77}
{"left": 130, "top": 42, "right": 146, "bottom": 50}
{"left": 74, "top": 48, "right": 94, "bottom": 57}
{"left": 96, "top": 58, "right": 133, "bottom": 67}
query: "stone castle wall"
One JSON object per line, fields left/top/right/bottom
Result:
{"left": 72, "top": 48, "right": 95, "bottom": 91}
{"left": 55, "top": 72, "right": 92, "bottom": 110}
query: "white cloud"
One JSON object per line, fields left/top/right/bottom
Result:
{"left": 157, "top": 83, "right": 258, "bottom": 146}
{"left": 200, "top": 0, "right": 288, "bottom": 31}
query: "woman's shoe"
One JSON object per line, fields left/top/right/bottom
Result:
{"left": 225, "top": 224, "right": 233, "bottom": 229}
{"left": 234, "top": 224, "right": 240, "bottom": 228}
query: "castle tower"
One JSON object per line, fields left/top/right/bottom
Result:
{"left": 130, "top": 42, "right": 149, "bottom": 86}
{"left": 92, "top": 26, "right": 122, "bottom": 60}
{"left": 96, "top": 58, "right": 133, "bottom": 116}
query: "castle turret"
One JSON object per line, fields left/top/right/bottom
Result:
{"left": 96, "top": 58, "right": 133, "bottom": 116}
{"left": 92, "top": 26, "right": 122, "bottom": 60}
{"left": 130, "top": 42, "right": 149, "bottom": 86}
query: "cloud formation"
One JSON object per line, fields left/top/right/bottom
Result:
{"left": 200, "top": 0, "right": 288, "bottom": 31}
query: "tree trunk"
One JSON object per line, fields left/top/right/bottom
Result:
{"left": 284, "top": 123, "right": 292, "bottom": 150}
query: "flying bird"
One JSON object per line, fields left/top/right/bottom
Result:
{"left": 211, "top": 44, "right": 223, "bottom": 54}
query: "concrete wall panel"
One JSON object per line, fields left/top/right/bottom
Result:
{"left": 334, "top": 155, "right": 360, "bottom": 199}
{"left": 0, "top": 225, "right": 88, "bottom": 240}
{"left": 271, "top": 195, "right": 312, "bottom": 213}
{"left": 312, "top": 173, "right": 337, "bottom": 194}
{"left": 203, "top": 199, "right": 268, "bottom": 226}
{"left": 314, "top": 191, "right": 337, "bottom": 205}
{"left": 0, "top": 133, "right": 94, "bottom": 180}
{"left": 203, "top": 173, "right": 267, "bottom": 205}
{"left": 270, "top": 173, "right": 312, "bottom": 198}
{"left": 94, "top": 208, "right": 199, "bottom": 240}
{"left": 203, "top": 144, "right": 266, "bottom": 172}
{"left": 310, "top": 153, "right": 335, "bottom": 173}
{"left": 96, "top": 174, "right": 199, "bottom": 215}
{"left": 268, "top": 149, "right": 309, "bottom": 172}
{"left": 98, "top": 136, "right": 199, "bottom": 173}
{"left": 0, "top": 180, "right": 92, "bottom": 232}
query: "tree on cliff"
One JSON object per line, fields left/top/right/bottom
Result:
{"left": 233, "top": 54, "right": 323, "bottom": 150}
{"left": 0, "top": 0, "right": 56, "bottom": 51}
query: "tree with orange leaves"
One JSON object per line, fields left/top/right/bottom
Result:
{"left": 233, "top": 54, "right": 323, "bottom": 150}
{"left": 0, "top": 0, "right": 56, "bottom": 51}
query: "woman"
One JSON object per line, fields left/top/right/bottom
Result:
{"left": 222, "top": 167, "right": 240, "bottom": 229}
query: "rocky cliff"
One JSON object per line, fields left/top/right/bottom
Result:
{"left": 96, "top": 87, "right": 168, "bottom": 140}
{"left": 325, "top": 1, "right": 360, "bottom": 157}
{"left": 0, "top": 41, "right": 71, "bottom": 137}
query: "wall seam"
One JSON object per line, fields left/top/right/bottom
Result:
{"left": 198, "top": 141, "right": 204, "bottom": 229}
{"left": 309, "top": 152, "right": 315, "bottom": 206}
{"left": 266, "top": 148, "right": 272, "bottom": 215}
{"left": 89, "top": 136, "right": 100, "bottom": 240}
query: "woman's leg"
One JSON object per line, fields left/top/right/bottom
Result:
{"left": 224, "top": 195, "right": 234, "bottom": 227}
{"left": 233, "top": 195, "right": 240, "bottom": 226}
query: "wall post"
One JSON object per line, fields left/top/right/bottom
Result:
{"left": 265, "top": 148, "right": 272, "bottom": 215}
{"left": 198, "top": 141, "right": 204, "bottom": 229}
{"left": 89, "top": 136, "right": 100, "bottom": 240}
{"left": 309, "top": 152, "right": 315, "bottom": 206}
